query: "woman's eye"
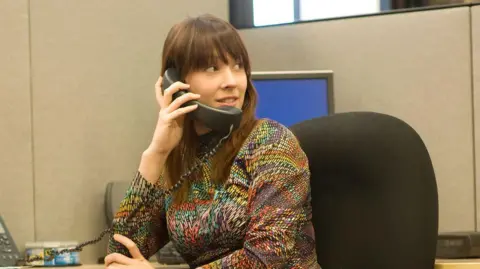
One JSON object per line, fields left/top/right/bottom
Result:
{"left": 233, "top": 61, "right": 244, "bottom": 70}
{"left": 205, "top": 66, "right": 217, "bottom": 72}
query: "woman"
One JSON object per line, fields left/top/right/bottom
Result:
{"left": 104, "top": 14, "right": 320, "bottom": 269}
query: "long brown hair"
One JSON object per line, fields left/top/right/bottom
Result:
{"left": 160, "top": 14, "right": 258, "bottom": 202}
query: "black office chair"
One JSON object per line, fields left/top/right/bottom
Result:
{"left": 289, "top": 112, "right": 439, "bottom": 269}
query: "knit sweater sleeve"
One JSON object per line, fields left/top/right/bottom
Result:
{"left": 201, "top": 121, "right": 316, "bottom": 268}
{"left": 106, "top": 171, "right": 169, "bottom": 259}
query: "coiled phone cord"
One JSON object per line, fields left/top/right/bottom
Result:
{"left": 24, "top": 125, "right": 234, "bottom": 264}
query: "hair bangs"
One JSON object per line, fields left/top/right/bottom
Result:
{"left": 180, "top": 16, "right": 250, "bottom": 76}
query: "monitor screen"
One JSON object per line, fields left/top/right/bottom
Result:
{"left": 252, "top": 71, "right": 334, "bottom": 127}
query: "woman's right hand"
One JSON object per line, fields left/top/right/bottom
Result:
{"left": 145, "top": 75, "right": 200, "bottom": 156}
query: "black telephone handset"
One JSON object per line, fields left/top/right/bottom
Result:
{"left": 162, "top": 68, "right": 242, "bottom": 134}
{"left": 0, "top": 215, "right": 21, "bottom": 267}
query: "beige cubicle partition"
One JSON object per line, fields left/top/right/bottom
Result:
{"left": 240, "top": 7, "right": 475, "bottom": 232}
{"left": 0, "top": 0, "right": 35, "bottom": 253}
{"left": 473, "top": 5, "right": 480, "bottom": 230}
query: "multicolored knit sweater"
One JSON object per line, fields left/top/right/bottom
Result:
{"left": 107, "top": 119, "right": 320, "bottom": 268}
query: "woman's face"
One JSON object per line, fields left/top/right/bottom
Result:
{"left": 185, "top": 55, "right": 247, "bottom": 112}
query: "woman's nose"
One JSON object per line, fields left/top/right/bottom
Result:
{"left": 221, "top": 69, "right": 238, "bottom": 89}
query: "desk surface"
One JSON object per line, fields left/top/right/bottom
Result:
{"left": 86, "top": 264, "right": 188, "bottom": 269}
{"left": 435, "top": 259, "right": 480, "bottom": 268}
{"left": 14, "top": 263, "right": 189, "bottom": 269}
{"left": 10, "top": 260, "right": 480, "bottom": 269}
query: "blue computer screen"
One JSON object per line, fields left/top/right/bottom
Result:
{"left": 252, "top": 78, "right": 330, "bottom": 127}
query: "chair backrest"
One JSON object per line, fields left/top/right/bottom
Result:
{"left": 289, "top": 112, "right": 439, "bottom": 269}
{"left": 104, "top": 181, "right": 131, "bottom": 226}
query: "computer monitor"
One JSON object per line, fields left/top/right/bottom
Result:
{"left": 251, "top": 70, "right": 334, "bottom": 127}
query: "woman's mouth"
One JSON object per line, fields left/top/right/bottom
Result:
{"left": 216, "top": 97, "right": 238, "bottom": 106}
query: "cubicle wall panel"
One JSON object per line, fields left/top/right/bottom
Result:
{"left": 0, "top": 0, "right": 35, "bottom": 254}
{"left": 472, "top": 5, "right": 480, "bottom": 230}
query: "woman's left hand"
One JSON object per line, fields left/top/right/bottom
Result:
{"left": 104, "top": 234, "right": 154, "bottom": 269}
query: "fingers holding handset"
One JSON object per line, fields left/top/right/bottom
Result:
{"left": 165, "top": 85, "right": 199, "bottom": 109}
{"left": 162, "top": 81, "right": 199, "bottom": 110}
{"left": 156, "top": 77, "right": 200, "bottom": 121}
{"left": 165, "top": 103, "right": 199, "bottom": 122}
